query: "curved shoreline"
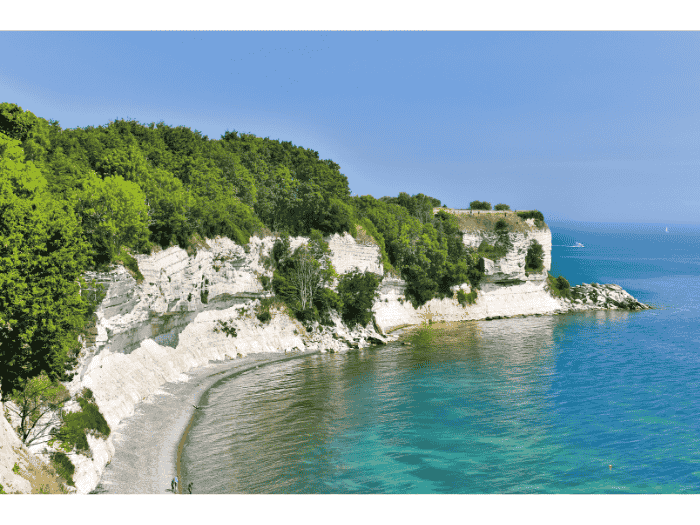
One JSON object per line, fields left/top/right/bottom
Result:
{"left": 93, "top": 352, "right": 317, "bottom": 494}
{"left": 174, "top": 351, "right": 320, "bottom": 494}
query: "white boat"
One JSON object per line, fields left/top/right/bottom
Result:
{"left": 573, "top": 242, "right": 584, "bottom": 247}
{"left": 666, "top": 227, "right": 669, "bottom": 233}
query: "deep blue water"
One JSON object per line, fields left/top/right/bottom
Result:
{"left": 181, "top": 222, "right": 700, "bottom": 493}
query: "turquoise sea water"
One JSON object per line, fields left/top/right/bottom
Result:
{"left": 181, "top": 222, "right": 700, "bottom": 493}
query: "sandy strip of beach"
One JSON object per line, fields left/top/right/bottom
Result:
{"left": 93, "top": 351, "right": 318, "bottom": 494}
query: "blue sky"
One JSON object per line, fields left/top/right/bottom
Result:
{"left": 1, "top": 31, "right": 699, "bottom": 224}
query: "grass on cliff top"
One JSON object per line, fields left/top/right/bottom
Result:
{"left": 445, "top": 211, "right": 546, "bottom": 234}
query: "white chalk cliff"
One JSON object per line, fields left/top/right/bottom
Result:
{"left": 0, "top": 222, "right": 648, "bottom": 494}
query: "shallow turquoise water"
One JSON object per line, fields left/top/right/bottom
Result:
{"left": 181, "top": 223, "right": 700, "bottom": 493}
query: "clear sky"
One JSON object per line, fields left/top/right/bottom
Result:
{"left": 1, "top": 30, "right": 699, "bottom": 224}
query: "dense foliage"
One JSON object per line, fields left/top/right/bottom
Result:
{"left": 0, "top": 130, "right": 94, "bottom": 398}
{"left": 271, "top": 232, "right": 340, "bottom": 324}
{"left": 337, "top": 270, "right": 381, "bottom": 328}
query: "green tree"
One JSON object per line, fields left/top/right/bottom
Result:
{"left": 338, "top": 271, "right": 381, "bottom": 327}
{"left": 0, "top": 134, "right": 91, "bottom": 398}
{"left": 556, "top": 275, "right": 570, "bottom": 290}
{"left": 73, "top": 173, "right": 151, "bottom": 264}
{"left": 271, "top": 232, "right": 337, "bottom": 322}
{"left": 470, "top": 200, "right": 492, "bottom": 210}
{"left": 525, "top": 240, "right": 544, "bottom": 272}
{"left": 5, "top": 372, "right": 70, "bottom": 445}
{"left": 494, "top": 203, "right": 510, "bottom": 211}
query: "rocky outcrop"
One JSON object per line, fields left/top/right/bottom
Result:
{"left": 567, "top": 283, "right": 649, "bottom": 311}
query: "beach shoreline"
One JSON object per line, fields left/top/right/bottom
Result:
{"left": 93, "top": 351, "right": 318, "bottom": 494}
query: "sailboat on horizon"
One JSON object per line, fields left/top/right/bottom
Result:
{"left": 666, "top": 227, "right": 669, "bottom": 233}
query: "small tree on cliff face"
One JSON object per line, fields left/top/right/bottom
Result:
{"left": 338, "top": 270, "right": 381, "bottom": 328}
{"left": 272, "top": 230, "right": 338, "bottom": 322}
{"left": 525, "top": 240, "right": 544, "bottom": 272}
{"left": 5, "top": 372, "right": 70, "bottom": 446}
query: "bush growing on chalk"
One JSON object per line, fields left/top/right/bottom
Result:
{"left": 516, "top": 210, "right": 545, "bottom": 228}
{"left": 525, "top": 240, "right": 544, "bottom": 272}
{"left": 456, "top": 288, "right": 477, "bottom": 306}
{"left": 337, "top": 270, "right": 381, "bottom": 328}
{"left": 50, "top": 451, "right": 75, "bottom": 487}
{"left": 547, "top": 273, "right": 572, "bottom": 299}
{"left": 214, "top": 319, "right": 237, "bottom": 337}
{"left": 50, "top": 389, "right": 110, "bottom": 455}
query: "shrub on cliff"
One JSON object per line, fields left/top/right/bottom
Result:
{"left": 547, "top": 273, "right": 572, "bottom": 299}
{"left": 456, "top": 288, "right": 477, "bottom": 306}
{"left": 253, "top": 297, "right": 288, "bottom": 324}
{"left": 338, "top": 270, "right": 381, "bottom": 328}
{"left": 50, "top": 451, "right": 75, "bottom": 487}
{"left": 494, "top": 218, "right": 508, "bottom": 233}
{"left": 516, "top": 210, "right": 545, "bottom": 228}
{"left": 525, "top": 240, "right": 544, "bottom": 272}
{"left": 50, "top": 389, "right": 110, "bottom": 455}
{"left": 494, "top": 203, "right": 510, "bottom": 211}
{"left": 271, "top": 230, "right": 339, "bottom": 325}
{"left": 477, "top": 240, "right": 509, "bottom": 261}
{"left": 4, "top": 372, "right": 70, "bottom": 446}
{"left": 470, "top": 201, "right": 492, "bottom": 210}
{"left": 113, "top": 247, "right": 144, "bottom": 283}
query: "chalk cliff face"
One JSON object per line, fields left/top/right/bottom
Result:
{"left": 461, "top": 219, "right": 552, "bottom": 290}
{"left": 45, "top": 233, "right": 387, "bottom": 493}
{"left": 326, "top": 232, "right": 383, "bottom": 276}
{"left": 0, "top": 401, "right": 70, "bottom": 494}
{"left": 0, "top": 222, "right": 648, "bottom": 494}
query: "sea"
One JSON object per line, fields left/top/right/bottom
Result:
{"left": 178, "top": 221, "right": 700, "bottom": 494}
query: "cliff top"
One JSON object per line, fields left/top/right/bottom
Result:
{"left": 435, "top": 208, "right": 547, "bottom": 234}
